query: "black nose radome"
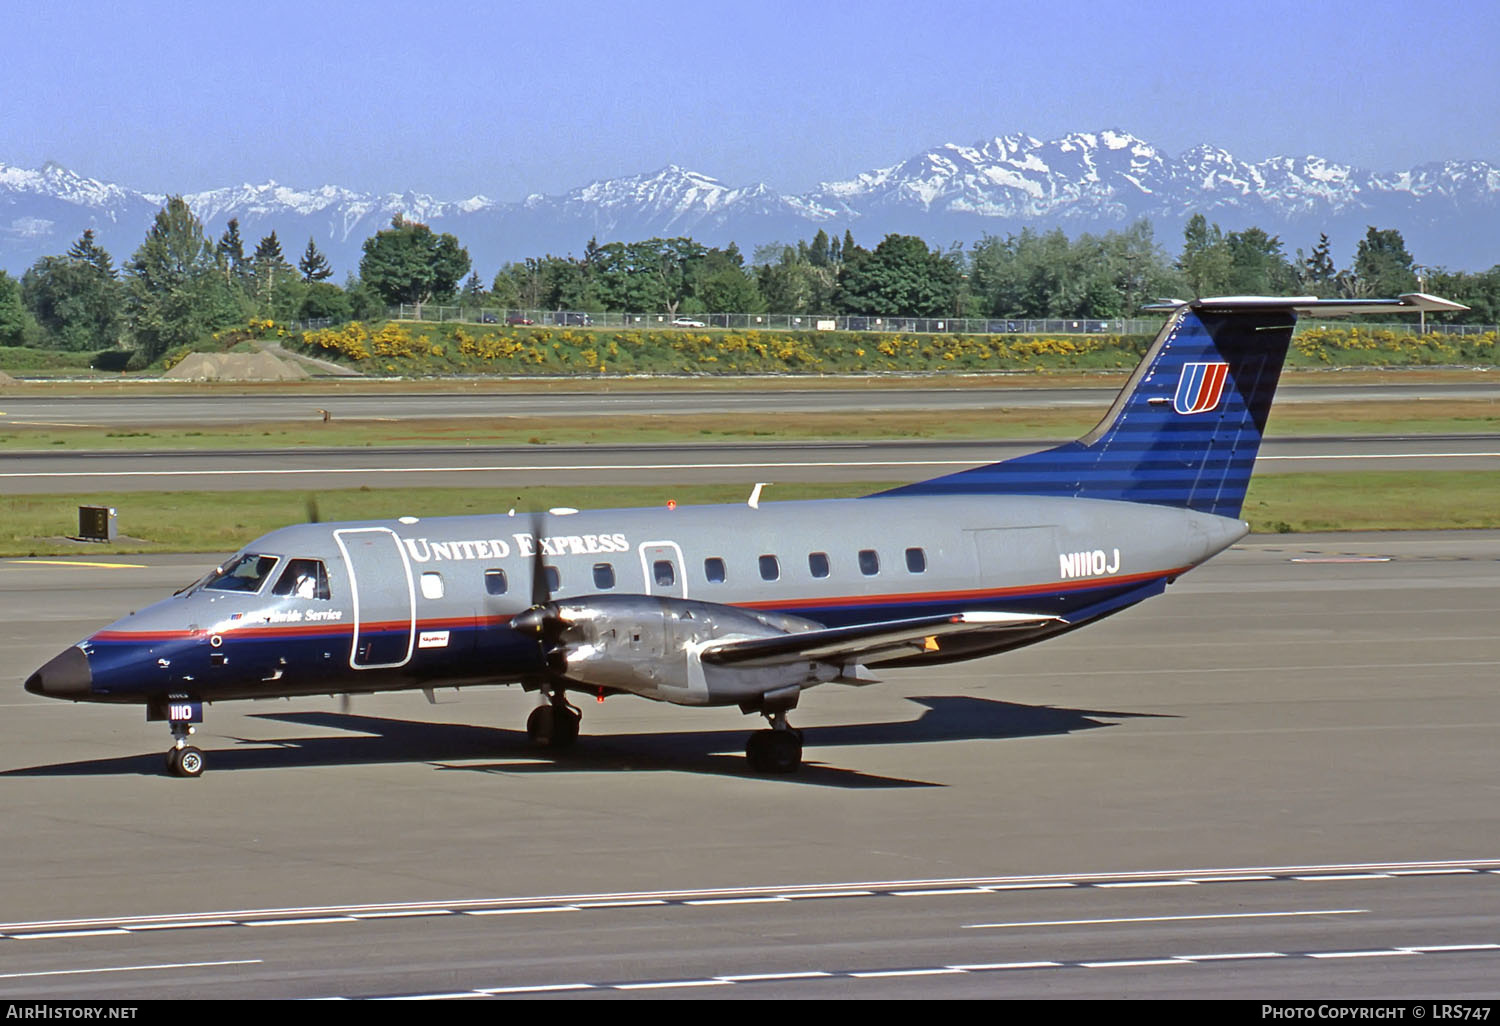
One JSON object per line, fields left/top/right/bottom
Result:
{"left": 25, "top": 646, "right": 93, "bottom": 699}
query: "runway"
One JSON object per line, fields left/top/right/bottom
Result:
{"left": 2, "top": 531, "right": 1497, "bottom": 998}
{"left": 3, "top": 380, "right": 1499, "bottom": 427}
{"left": 2, "top": 435, "right": 1498, "bottom": 493}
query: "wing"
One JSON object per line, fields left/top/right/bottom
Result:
{"left": 699, "top": 610, "right": 1065, "bottom": 669}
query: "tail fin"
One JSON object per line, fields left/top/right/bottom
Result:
{"left": 879, "top": 294, "right": 1466, "bottom": 519}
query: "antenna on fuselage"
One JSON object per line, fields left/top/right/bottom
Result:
{"left": 748, "top": 482, "right": 770, "bottom": 509}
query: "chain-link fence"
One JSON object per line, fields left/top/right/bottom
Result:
{"left": 388, "top": 304, "right": 1496, "bottom": 337}
{"left": 390, "top": 305, "right": 1167, "bottom": 335}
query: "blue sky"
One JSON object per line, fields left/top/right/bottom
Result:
{"left": 5, "top": 0, "right": 1498, "bottom": 198}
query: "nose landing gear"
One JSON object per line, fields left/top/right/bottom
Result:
{"left": 151, "top": 696, "right": 205, "bottom": 778}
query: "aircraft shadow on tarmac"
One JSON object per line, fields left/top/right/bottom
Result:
{"left": 4, "top": 695, "right": 1170, "bottom": 787}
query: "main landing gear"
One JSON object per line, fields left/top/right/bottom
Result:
{"left": 527, "top": 689, "right": 581, "bottom": 749}
{"left": 746, "top": 710, "right": 803, "bottom": 774}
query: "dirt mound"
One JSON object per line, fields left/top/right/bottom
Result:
{"left": 0, "top": 369, "right": 17, "bottom": 386}
{"left": 165, "top": 351, "right": 310, "bottom": 381}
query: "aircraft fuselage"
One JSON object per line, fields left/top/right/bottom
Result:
{"left": 42, "top": 493, "right": 1245, "bottom": 711}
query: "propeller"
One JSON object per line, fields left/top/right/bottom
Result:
{"left": 511, "top": 512, "right": 569, "bottom": 678}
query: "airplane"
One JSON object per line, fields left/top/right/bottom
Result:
{"left": 25, "top": 293, "right": 1465, "bottom": 777}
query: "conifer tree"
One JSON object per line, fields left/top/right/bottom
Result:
{"left": 251, "top": 231, "right": 294, "bottom": 306}
{"left": 299, "top": 237, "right": 334, "bottom": 282}
{"left": 124, "top": 196, "right": 239, "bottom": 361}
{"left": 67, "top": 229, "right": 117, "bottom": 278}
{"left": 216, "top": 219, "right": 246, "bottom": 283}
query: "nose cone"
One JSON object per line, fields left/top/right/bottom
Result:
{"left": 25, "top": 646, "right": 93, "bottom": 700}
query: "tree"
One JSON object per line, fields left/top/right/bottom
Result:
{"left": 358, "top": 215, "right": 471, "bottom": 305}
{"left": 215, "top": 219, "right": 247, "bottom": 285}
{"left": 807, "top": 229, "right": 832, "bottom": 268}
{"left": 68, "top": 230, "right": 116, "bottom": 278}
{"left": 1225, "top": 227, "right": 1294, "bottom": 296}
{"left": 1178, "top": 214, "right": 1233, "bottom": 298}
{"left": 837, "top": 234, "right": 960, "bottom": 316}
{"left": 242, "top": 231, "right": 299, "bottom": 318}
{"left": 298, "top": 280, "right": 352, "bottom": 323}
{"left": 1296, "top": 233, "right": 1338, "bottom": 297}
{"left": 342, "top": 274, "right": 387, "bottom": 321}
{"left": 21, "top": 254, "right": 123, "bottom": 350}
{"left": 489, "top": 267, "right": 522, "bottom": 311}
{"left": 298, "top": 237, "right": 334, "bottom": 282}
{"left": 123, "top": 196, "right": 241, "bottom": 361}
{"left": 0, "top": 271, "right": 35, "bottom": 346}
{"left": 1353, "top": 226, "right": 1418, "bottom": 297}
{"left": 21, "top": 231, "right": 124, "bottom": 350}
{"left": 691, "top": 266, "right": 765, "bottom": 313}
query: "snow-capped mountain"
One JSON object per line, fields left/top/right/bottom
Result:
{"left": 3, "top": 130, "right": 1497, "bottom": 276}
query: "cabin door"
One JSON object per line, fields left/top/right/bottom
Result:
{"left": 334, "top": 527, "right": 417, "bottom": 669}
{"left": 638, "top": 541, "right": 688, "bottom": 598}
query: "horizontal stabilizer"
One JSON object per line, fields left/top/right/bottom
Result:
{"left": 1145, "top": 293, "right": 1469, "bottom": 316}
{"left": 701, "top": 610, "right": 1064, "bottom": 668}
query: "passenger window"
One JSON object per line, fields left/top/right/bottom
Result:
{"left": 808, "top": 552, "right": 830, "bottom": 578}
{"left": 593, "top": 563, "right": 616, "bottom": 589}
{"left": 905, "top": 547, "right": 927, "bottom": 573}
{"left": 272, "top": 558, "right": 330, "bottom": 599}
{"left": 544, "top": 566, "right": 561, "bottom": 592}
{"left": 759, "top": 555, "right": 780, "bottom": 581}
{"left": 484, "top": 568, "right": 508, "bottom": 595}
{"left": 420, "top": 572, "right": 444, "bottom": 600}
{"left": 858, "top": 549, "right": 880, "bottom": 576}
{"left": 653, "top": 560, "right": 676, "bottom": 587}
{"left": 704, "top": 557, "right": 726, "bottom": 583}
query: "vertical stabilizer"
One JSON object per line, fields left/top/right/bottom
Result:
{"left": 878, "top": 294, "right": 1466, "bottom": 519}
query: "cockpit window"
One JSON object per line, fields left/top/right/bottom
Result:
{"left": 272, "top": 558, "right": 331, "bottom": 600}
{"left": 203, "top": 553, "right": 280, "bottom": 593}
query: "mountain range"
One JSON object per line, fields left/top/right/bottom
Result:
{"left": 2, "top": 129, "right": 1496, "bottom": 278}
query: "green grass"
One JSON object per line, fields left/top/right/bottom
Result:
{"left": 3, "top": 472, "right": 1497, "bottom": 557}
{"left": 1241, "top": 471, "right": 1500, "bottom": 532}
{"left": 1, "top": 400, "right": 1495, "bottom": 452}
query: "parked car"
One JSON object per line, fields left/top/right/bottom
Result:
{"left": 505, "top": 314, "right": 535, "bottom": 325}
{"left": 479, "top": 313, "right": 497, "bottom": 323}
{"left": 671, "top": 316, "right": 707, "bottom": 328}
{"left": 555, "top": 312, "right": 593, "bottom": 326}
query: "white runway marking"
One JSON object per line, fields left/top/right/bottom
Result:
{"left": 3, "top": 858, "right": 1493, "bottom": 941}
{"left": 964, "top": 909, "right": 1367, "bottom": 930}
{"left": 0, "top": 959, "right": 261, "bottom": 980}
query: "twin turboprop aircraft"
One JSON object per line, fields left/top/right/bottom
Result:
{"left": 25, "top": 294, "right": 1465, "bottom": 776}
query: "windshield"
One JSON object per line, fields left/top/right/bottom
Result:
{"left": 202, "top": 553, "right": 281, "bottom": 593}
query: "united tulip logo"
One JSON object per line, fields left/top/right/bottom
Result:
{"left": 1173, "top": 362, "right": 1229, "bottom": 415}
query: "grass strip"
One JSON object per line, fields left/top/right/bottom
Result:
{"left": 1, "top": 400, "right": 1495, "bottom": 452}
{"left": 2, "top": 472, "right": 1497, "bottom": 557}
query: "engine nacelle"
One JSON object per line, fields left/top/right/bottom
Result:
{"left": 517, "top": 595, "right": 838, "bottom": 706}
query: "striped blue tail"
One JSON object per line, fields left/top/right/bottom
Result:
{"left": 879, "top": 303, "right": 1297, "bottom": 518}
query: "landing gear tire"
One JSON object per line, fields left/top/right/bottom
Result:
{"left": 746, "top": 730, "right": 802, "bottom": 774}
{"left": 166, "top": 746, "right": 203, "bottom": 778}
{"left": 527, "top": 704, "right": 581, "bottom": 749}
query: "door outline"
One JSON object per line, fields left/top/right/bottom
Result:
{"left": 334, "top": 527, "right": 417, "bottom": 669}
{"left": 637, "top": 540, "right": 687, "bottom": 599}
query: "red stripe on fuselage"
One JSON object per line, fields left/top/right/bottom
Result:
{"left": 85, "top": 568, "right": 1182, "bottom": 645}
